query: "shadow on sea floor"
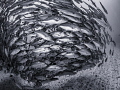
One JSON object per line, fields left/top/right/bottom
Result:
{"left": 0, "top": 75, "right": 110, "bottom": 90}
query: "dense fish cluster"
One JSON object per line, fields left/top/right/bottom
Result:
{"left": 0, "top": 0, "right": 115, "bottom": 89}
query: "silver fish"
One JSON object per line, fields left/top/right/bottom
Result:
{"left": 75, "top": 45, "right": 86, "bottom": 50}
{"left": 50, "top": 45, "right": 61, "bottom": 50}
{"left": 19, "top": 58, "right": 28, "bottom": 64}
{"left": 93, "top": 18, "right": 109, "bottom": 28}
{"left": 41, "top": 44, "right": 52, "bottom": 48}
{"left": 84, "top": 42, "right": 96, "bottom": 50}
{"left": 52, "top": 31, "right": 66, "bottom": 38}
{"left": 92, "top": 40, "right": 103, "bottom": 49}
{"left": 54, "top": 0, "right": 71, "bottom": 4}
{"left": 37, "top": 14, "right": 51, "bottom": 21}
{"left": 78, "top": 49, "right": 91, "bottom": 56}
{"left": 41, "top": 16, "right": 67, "bottom": 25}
{"left": 74, "top": 31, "right": 83, "bottom": 37}
{"left": 56, "top": 38, "right": 75, "bottom": 44}
{"left": 16, "top": 40, "right": 26, "bottom": 46}
{"left": 99, "top": 1, "right": 108, "bottom": 14}
{"left": 36, "top": 31, "right": 53, "bottom": 41}
{"left": 57, "top": 8, "right": 82, "bottom": 18}
{"left": 61, "top": 14, "right": 82, "bottom": 23}
{"left": 84, "top": 22, "right": 93, "bottom": 30}
{"left": 31, "top": 38, "right": 45, "bottom": 46}
{"left": 9, "top": 37, "right": 18, "bottom": 46}
{"left": 31, "top": 62, "right": 47, "bottom": 69}
{"left": 80, "top": 28, "right": 93, "bottom": 35}
{"left": 61, "top": 52, "right": 80, "bottom": 59}
{"left": 17, "top": 51, "right": 27, "bottom": 57}
{"left": 33, "top": 47, "right": 51, "bottom": 54}
{"left": 59, "top": 23, "right": 80, "bottom": 32}
{"left": 10, "top": 48, "right": 20, "bottom": 56}
{"left": 90, "top": 0, "right": 97, "bottom": 7}
{"left": 46, "top": 65, "right": 62, "bottom": 71}
{"left": 65, "top": 32, "right": 76, "bottom": 37}
{"left": 35, "top": 76, "right": 48, "bottom": 81}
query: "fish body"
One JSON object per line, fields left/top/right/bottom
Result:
{"left": 31, "top": 62, "right": 47, "bottom": 69}
{"left": 52, "top": 31, "right": 66, "bottom": 38}
{"left": 36, "top": 31, "right": 53, "bottom": 41}
{"left": 59, "top": 23, "right": 80, "bottom": 32}
{"left": 99, "top": 1, "right": 108, "bottom": 14}
{"left": 33, "top": 47, "right": 51, "bottom": 54}
{"left": 41, "top": 16, "right": 67, "bottom": 25}
{"left": 61, "top": 14, "right": 82, "bottom": 23}
{"left": 78, "top": 49, "right": 91, "bottom": 56}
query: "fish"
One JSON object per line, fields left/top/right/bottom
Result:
{"left": 56, "top": 38, "right": 76, "bottom": 44}
{"left": 41, "top": 16, "right": 67, "bottom": 25}
{"left": 99, "top": 1, "right": 108, "bottom": 14}
{"left": 8, "top": 6, "right": 22, "bottom": 17}
{"left": 30, "top": 38, "right": 45, "bottom": 46}
{"left": 84, "top": 42, "right": 96, "bottom": 50}
{"left": 59, "top": 23, "right": 80, "bottom": 32}
{"left": 20, "top": 1, "right": 37, "bottom": 6}
{"left": 65, "top": 31, "right": 76, "bottom": 37}
{"left": 104, "top": 57, "right": 108, "bottom": 62}
{"left": 40, "top": 44, "right": 52, "bottom": 48}
{"left": 13, "top": 8, "right": 37, "bottom": 16}
{"left": 54, "top": 0, "right": 71, "bottom": 4}
{"left": 31, "top": 62, "right": 47, "bottom": 69}
{"left": 93, "top": 18, "right": 108, "bottom": 28}
{"left": 35, "top": 76, "right": 48, "bottom": 81}
{"left": 78, "top": 48, "right": 91, "bottom": 56}
{"left": 92, "top": 40, "right": 103, "bottom": 49}
{"left": 50, "top": 45, "right": 61, "bottom": 50}
{"left": 84, "top": 22, "right": 93, "bottom": 30}
{"left": 15, "top": 40, "right": 26, "bottom": 46}
{"left": 90, "top": 0, "right": 97, "bottom": 7}
{"left": 72, "top": 63, "right": 81, "bottom": 67}
{"left": 10, "top": 48, "right": 20, "bottom": 56}
{"left": 9, "top": 37, "right": 18, "bottom": 46}
{"left": 71, "top": 0, "right": 82, "bottom": 8}
{"left": 57, "top": 8, "right": 82, "bottom": 18}
{"left": 80, "top": 28, "right": 93, "bottom": 35}
{"left": 17, "top": 51, "right": 27, "bottom": 57}
{"left": 37, "top": 14, "right": 51, "bottom": 21}
{"left": 14, "top": 83, "right": 22, "bottom": 90}
{"left": 5, "top": 48, "right": 8, "bottom": 57}
{"left": 61, "top": 52, "right": 80, "bottom": 59}
{"left": 22, "top": 5, "right": 38, "bottom": 9}
{"left": 33, "top": 47, "right": 51, "bottom": 54}
{"left": 46, "top": 65, "right": 62, "bottom": 71}
{"left": 35, "top": 31, "right": 53, "bottom": 42}
{"left": 61, "top": 14, "right": 82, "bottom": 23}
{"left": 74, "top": 31, "right": 83, "bottom": 38}
{"left": 111, "top": 49, "right": 114, "bottom": 56}
{"left": 75, "top": 45, "right": 86, "bottom": 50}
{"left": 111, "top": 40, "right": 116, "bottom": 46}
{"left": 19, "top": 58, "right": 28, "bottom": 64}
{"left": 23, "top": 13, "right": 34, "bottom": 18}
{"left": 52, "top": 31, "right": 66, "bottom": 38}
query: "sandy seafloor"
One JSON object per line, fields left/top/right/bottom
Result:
{"left": 0, "top": 0, "right": 120, "bottom": 90}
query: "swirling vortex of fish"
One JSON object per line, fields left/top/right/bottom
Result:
{"left": 0, "top": 0, "right": 116, "bottom": 89}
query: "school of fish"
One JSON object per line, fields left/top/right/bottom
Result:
{"left": 0, "top": 0, "right": 115, "bottom": 89}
